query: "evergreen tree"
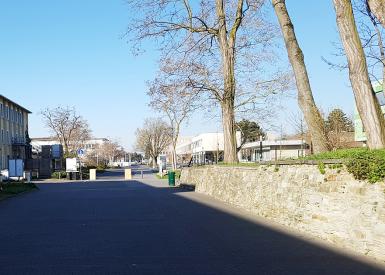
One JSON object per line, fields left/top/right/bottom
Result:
{"left": 236, "top": 119, "right": 265, "bottom": 152}
{"left": 326, "top": 109, "right": 354, "bottom": 133}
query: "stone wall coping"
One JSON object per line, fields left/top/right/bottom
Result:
{"left": 184, "top": 160, "right": 344, "bottom": 171}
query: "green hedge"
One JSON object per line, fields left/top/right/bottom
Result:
{"left": 308, "top": 148, "right": 385, "bottom": 183}
{"left": 51, "top": 171, "right": 67, "bottom": 179}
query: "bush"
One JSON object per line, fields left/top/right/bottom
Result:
{"left": 318, "top": 162, "right": 326, "bottom": 175}
{"left": 309, "top": 148, "right": 385, "bottom": 183}
{"left": 51, "top": 171, "right": 67, "bottom": 179}
{"left": 97, "top": 163, "right": 107, "bottom": 171}
{"left": 345, "top": 150, "right": 385, "bottom": 183}
{"left": 304, "top": 148, "right": 370, "bottom": 160}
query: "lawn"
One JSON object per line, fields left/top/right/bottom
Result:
{"left": 0, "top": 182, "right": 38, "bottom": 201}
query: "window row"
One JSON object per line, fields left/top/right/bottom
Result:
{"left": 0, "top": 104, "right": 24, "bottom": 125}
{"left": 0, "top": 130, "right": 24, "bottom": 145}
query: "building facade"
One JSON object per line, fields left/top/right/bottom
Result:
{"left": 31, "top": 137, "right": 109, "bottom": 156}
{"left": 177, "top": 132, "right": 308, "bottom": 164}
{"left": 0, "top": 95, "right": 31, "bottom": 169}
{"left": 239, "top": 139, "right": 309, "bottom": 162}
{"left": 191, "top": 133, "right": 225, "bottom": 164}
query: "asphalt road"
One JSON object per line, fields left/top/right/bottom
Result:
{"left": 0, "top": 176, "right": 384, "bottom": 274}
{"left": 96, "top": 165, "right": 154, "bottom": 180}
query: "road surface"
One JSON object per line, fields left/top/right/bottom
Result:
{"left": 96, "top": 165, "right": 154, "bottom": 180}
{"left": 0, "top": 175, "right": 384, "bottom": 274}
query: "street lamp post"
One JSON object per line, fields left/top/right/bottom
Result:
{"left": 259, "top": 135, "right": 263, "bottom": 162}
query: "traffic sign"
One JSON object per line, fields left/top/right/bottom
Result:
{"left": 77, "top": 148, "right": 85, "bottom": 157}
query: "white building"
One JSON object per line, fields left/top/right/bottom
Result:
{"left": 239, "top": 139, "right": 308, "bottom": 162}
{"left": 174, "top": 131, "right": 308, "bottom": 164}
{"left": 31, "top": 137, "right": 109, "bottom": 156}
{"left": 191, "top": 133, "right": 225, "bottom": 164}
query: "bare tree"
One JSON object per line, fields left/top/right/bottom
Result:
{"left": 41, "top": 106, "right": 91, "bottom": 156}
{"left": 272, "top": 0, "right": 330, "bottom": 153}
{"left": 127, "top": 0, "right": 291, "bottom": 163}
{"left": 98, "top": 140, "right": 124, "bottom": 166}
{"left": 333, "top": 0, "right": 385, "bottom": 149}
{"left": 148, "top": 59, "right": 200, "bottom": 170}
{"left": 367, "top": 0, "right": 385, "bottom": 28}
{"left": 135, "top": 118, "right": 172, "bottom": 168}
{"left": 323, "top": 1, "right": 385, "bottom": 89}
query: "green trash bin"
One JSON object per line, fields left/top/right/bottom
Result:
{"left": 168, "top": 171, "right": 176, "bottom": 187}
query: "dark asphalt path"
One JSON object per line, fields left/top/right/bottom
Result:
{"left": 0, "top": 178, "right": 384, "bottom": 275}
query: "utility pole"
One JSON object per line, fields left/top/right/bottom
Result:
{"left": 259, "top": 135, "right": 263, "bottom": 162}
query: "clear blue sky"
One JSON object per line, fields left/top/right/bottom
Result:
{"left": 0, "top": 0, "right": 354, "bottom": 150}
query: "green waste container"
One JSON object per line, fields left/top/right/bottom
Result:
{"left": 168, "top": 171, "right": 176, "bottom": 187}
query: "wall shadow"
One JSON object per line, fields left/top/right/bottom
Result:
{"left": 1, "top": 179, "right": 384, "bottom": 275}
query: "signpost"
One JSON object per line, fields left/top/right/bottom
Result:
{"left": 66, "top": 158, "right": 78, "bottom": 173}
{"left": 77, "top": 149, "right": 85, "bottom": 180}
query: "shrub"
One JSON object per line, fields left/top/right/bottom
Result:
{"left": 309, "top": 148, "right": 385, "bottom": 183}
{"left": 304, "top": 148, "right": 370, "bottom": 160}
{"left": 345, "top": 150, "right": 385, "bottom": 183}
{"left": 51, "top": 171, "right": 67, "bottom": 179}
{"left": 318, "top": 162, "right": 326, "bottom": 175}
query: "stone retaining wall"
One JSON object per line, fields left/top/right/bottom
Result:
{"left": 180, "top": 165, "right": 385, "bottom": 261}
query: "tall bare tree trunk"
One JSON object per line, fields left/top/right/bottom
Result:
{"left": 171, "top": 142, "right": 178, "bottom": 171}
{"left": 216, "top": 0, "right": 239, "bottom": 163}
{"left": 272, "top": 0, "right": 329, "bottom": 153}
{"left": 365, "top": 0, "right": 385, "bottom": 94}
{"left": 221, "top": 98, "right": 237, "bottom": 163}
{"left": 334, "top": 0, "right": 385, "bottom": 149}
{"left": 367, "top": 0, "right": 385, "bottom": 28}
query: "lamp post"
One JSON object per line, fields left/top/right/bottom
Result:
{"left": 259, "top": 135, "right": 263, "bottom": 162}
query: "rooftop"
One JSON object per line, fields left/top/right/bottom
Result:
{"left": 1, "top": 94, "right": 32, "bottom": 114}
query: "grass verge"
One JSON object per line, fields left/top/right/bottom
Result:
{"left": 0, "top": 182, "right": 38, "bottom": 201}
{"left": 156, "top": 170, "right": 181, "bottom": 180}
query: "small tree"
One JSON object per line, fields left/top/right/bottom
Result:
{"left": 326, "top": 109, "right": 354, "bottom": 133}
{"left": 325, "top": 108, "right": 354, "bottom": 149}
{"left": 236, "top": 119, "right": 265, "bottom": 151}
{"left": 41, "top": 106, "right": 91, "bottom": 156}
{"left": 135, "top": 119, "right": 172, "bottom": 168}
{"left": 97, "top": 140, "right": 124, "bottom": 167}
{"left": 148, "top": 59, "right": 200, "bottom": 170}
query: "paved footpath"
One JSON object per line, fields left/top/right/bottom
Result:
{"left": 0, "top": 175, "right": 384, "bottom": 275}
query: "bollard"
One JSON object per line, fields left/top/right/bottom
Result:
{"left": 141, "top": 170, "right": 143, "bottom": 179}
{"left": 89, "top": 169, "right": 97, "bottom": 181}
{"left": 125, "top": 169, "right": 132, "bottom": 180}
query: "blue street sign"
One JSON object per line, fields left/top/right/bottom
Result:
{"left": 77, "top": 148, "right": 85, "bottom": 157}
